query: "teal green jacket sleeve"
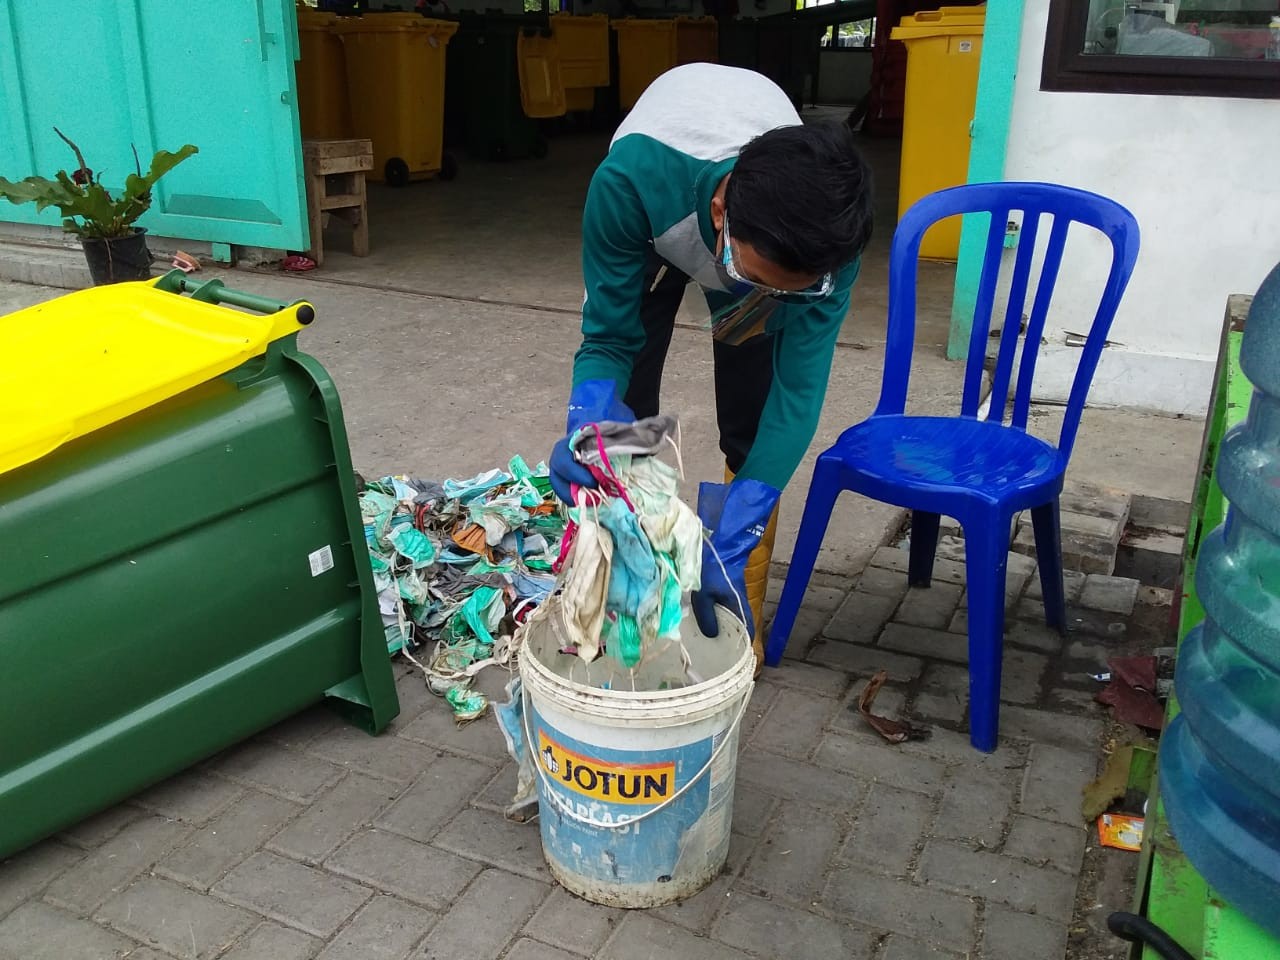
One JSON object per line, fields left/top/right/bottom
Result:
{"left": 737, "top": 260, "right": 861, "bottom": 491}
{"left": 571, "top": 158, "right": 651, "bottom": 393}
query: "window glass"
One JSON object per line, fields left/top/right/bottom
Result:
{"left": 1081, "top": 0, "right": 1280, "bottom": 60}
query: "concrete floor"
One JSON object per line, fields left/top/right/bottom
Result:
{"left": 0, "top": 515, "right": 1169, "bottom": 960}
{"left": 295, "top": 123, "right": 954, "bottom": 350}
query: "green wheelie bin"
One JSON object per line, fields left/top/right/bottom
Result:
{"left": 0, "top": 272, "right": 399, "bottom": 859}
{"left": 447, "top": 13, "right": 548, "bottom": 162}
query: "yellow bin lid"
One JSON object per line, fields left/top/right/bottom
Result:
{"left": 0, "top": 279, "right": 309, "bottom": 477}
{"left": 332, "top": 14, "right": 457, "bottom": 34}
{"left": 891, "top": 5, "right": 986, "bottom": 39}
{"left": 296, "top": 7, "right": 338, "bottom": 29}
{"left": 611, "top": 18, "right": 676, "bottom": 31}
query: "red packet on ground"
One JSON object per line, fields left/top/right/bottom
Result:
{"left": 1098, "top": 813, "right": 1145, "bottom": 851}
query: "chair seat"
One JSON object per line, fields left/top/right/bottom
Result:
{"left": 832, "top": 416, "right": 1064, "bottom": 501}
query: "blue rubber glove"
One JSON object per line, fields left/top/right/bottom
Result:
{"left": 692, "top": 478, "right": 781, "bottom": 639}
{"left": 549, "top": 380, "right": 635, "bottom": 504}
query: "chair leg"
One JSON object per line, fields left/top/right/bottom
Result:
{"left": 908, "top": 510, "right": 941, "bottom": 587}
{"left": 962, "top": 515, "right": 1010, "bottom": 753}
{"left": 1031, "top": 500, "right": 1068, "bottom": 634}
{"left": 764, "top": 461, "right": 842, "bottom": 667}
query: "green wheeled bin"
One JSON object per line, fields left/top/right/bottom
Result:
{"left": 448, "top": 14, "right": 547, "bottom": 162}
{"left": 718, "top": 17, "right": 759, "bottom": 71}
{"left": 0, "top": 272, "right": 399, "bottom": 860}
{"left": 756, "top": 14, "right": 822, "bottom": 109}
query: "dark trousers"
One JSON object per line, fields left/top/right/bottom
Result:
{"left": 622, "top": 249, "right": 775, "bottom": 476}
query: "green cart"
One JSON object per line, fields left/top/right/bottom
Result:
{"left": 0, "top": 272, "right": 398, "bottom": 859}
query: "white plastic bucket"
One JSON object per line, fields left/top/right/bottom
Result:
{"left": 519, "top": 598, "right": 755, "bottom": 907}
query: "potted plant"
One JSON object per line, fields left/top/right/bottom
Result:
{"left": 0, "top": 129, "right": 197, "bottom": 285}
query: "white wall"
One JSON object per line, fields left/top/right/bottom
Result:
{"left": 1002, "top": 2, "right": 1280, "bottom": 416}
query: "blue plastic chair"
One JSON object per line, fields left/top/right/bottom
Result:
{"left": 765, "top": 182, "right": 1140, "bottom": 752}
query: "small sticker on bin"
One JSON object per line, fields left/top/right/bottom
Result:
{"left": 309, "top": 545, "right": 335, "bottom": 577}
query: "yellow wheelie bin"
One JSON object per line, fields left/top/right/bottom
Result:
{"left": 334, "top": 15, "right": 459, "bottom": 186}
{"left": 564, "top": 86, "right": 596, "bottom": 113}
{"left": 612, "top": 19, "right": 677, "bottom": 110}
{"left": 295, "top": 7, "right": 353, "bottom": 139}
{"left": 551, "top": 13, "right": 610, "bottom": 112}
{"left": 675, "top": 16, "right": 718, "bottom": 66}
{"left": 891, "top": 6, "right": 986, "bottom": 260}
{"left": 517, "top": 26, "right": 568, "bottom": 120}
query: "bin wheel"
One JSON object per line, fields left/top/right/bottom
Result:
{"left": 384, "top": 158, "right": 411, "bottom": 188}
{"left": 532, "top": 137, "right": 549, "bottom": 160}
{"left": 439, "top": 152, "right": 459, "bottom": 182}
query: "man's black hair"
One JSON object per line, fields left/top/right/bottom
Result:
{"left": 725, "top": 122, "right": 874, "bottom": 276}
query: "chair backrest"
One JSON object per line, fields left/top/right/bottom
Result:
{"left": 875, "top": 182, "right": 1140, "bottom": 462}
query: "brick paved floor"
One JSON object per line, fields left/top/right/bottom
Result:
{"left": 0, "top": 529, "right": 1163, "bottom": 960}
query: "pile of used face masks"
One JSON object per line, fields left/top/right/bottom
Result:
{"left": 551, "top": 415, "right": 703, "bottom": 669}
{"left": 358, "top": 455, "right": 564, "bottom": 722}
{"left": 361, "top": 418, "right": 704, "bottom": 731}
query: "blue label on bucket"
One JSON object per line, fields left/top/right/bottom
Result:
{"left": 531, "top": 705, "right": 723, "bottom": 886}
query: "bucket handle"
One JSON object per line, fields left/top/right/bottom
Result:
{"left": 522, "top": 688, "right": 752, "bottom": 831}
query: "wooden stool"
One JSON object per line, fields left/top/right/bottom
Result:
{"left": 302, "top": 139, "right": 373, "bottom": 266}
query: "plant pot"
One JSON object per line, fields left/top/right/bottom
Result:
{"left": 80, "top": 229, "right": 152, "bottom": 285}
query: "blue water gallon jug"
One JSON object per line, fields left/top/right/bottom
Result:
{"left": 1160, "top": 260, "right": 1280, "bottom": 936}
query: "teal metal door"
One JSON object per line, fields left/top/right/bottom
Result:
{"left": 0, "top": 1, "right": 307, "bottom": 250}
